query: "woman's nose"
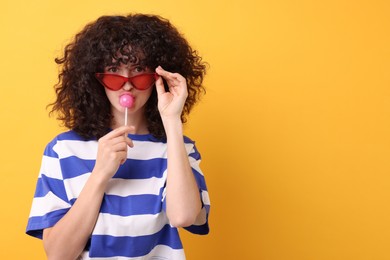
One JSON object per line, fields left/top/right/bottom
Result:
{"left": 122, "top": 80, "right": 133, "bottom": 91}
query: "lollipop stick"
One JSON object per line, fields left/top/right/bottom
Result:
{"left": 124, "top": 107, "right": 128, "bottom": 126}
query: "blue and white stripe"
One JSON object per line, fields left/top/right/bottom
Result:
{"left": 26, "top": 131, "right": 210, "bottom": 259}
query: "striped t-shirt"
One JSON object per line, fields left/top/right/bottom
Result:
{"left": 26, "top": 130, "right": 210, "bottom": 259}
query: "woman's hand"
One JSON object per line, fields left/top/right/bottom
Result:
{"left": 155, "top": 66, "right": 188, "bottom": 121}
{"left": 93, "top": 126, "right": 134, "bottom": 181}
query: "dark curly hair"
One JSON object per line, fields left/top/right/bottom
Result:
{"left": 49, "top": 14, "right": 207, "bottom": 140}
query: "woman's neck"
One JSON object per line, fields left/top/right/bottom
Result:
{"left": 111, "top": 109, "right": 149, "bottom": 134}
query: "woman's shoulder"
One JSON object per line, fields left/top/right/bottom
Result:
{"left": 45, "top": 130, "right": 94, "bottom": 149}
{"left": 51, "top": 130, "right": 96, "bottom": 142}
{"left": 43, "top": 130, "right": 97, "bottom": 158}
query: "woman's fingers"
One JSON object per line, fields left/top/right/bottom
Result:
{"left": 99, "top": 126, "right": 134, "bottom": 148}
{"left": 94, "top": 126, "right": 135, "bottom": 177}
{"left": 109, "top": 135, "right": 134, "bottom": 149}
{"left": 101, "top": 126, "right": 134, "bottom": 140}
{"left": 155, "top": 66, "right": 187, "bottom": 97}
{"left": 155, "top": 75, "right": 166, "bottom": 96}
{"left": 156, "top": 66, "right": 185, "bottom": 85}
{"left": 154, "top": 66, "right": 189, "bottom": 118}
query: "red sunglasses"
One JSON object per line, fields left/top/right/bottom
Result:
{"left": 95, "top": 73, "right": 158, "bottom": 91}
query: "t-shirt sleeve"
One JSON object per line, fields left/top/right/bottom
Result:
{"left": 183, "top": 140, "right": 210, "bottom": 235}
{"left": 26, "top": 139, "right": 71, "bottom": 239}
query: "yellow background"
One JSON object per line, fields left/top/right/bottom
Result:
{"left": 1, "top": 0, "right": 389, "bottom": 259}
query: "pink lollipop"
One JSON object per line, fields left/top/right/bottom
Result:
{"left": 119, "top": 94, "right": 134, "bottom": 108}
{"left": 119, "top": 94, "right": 134, "bottom": 126}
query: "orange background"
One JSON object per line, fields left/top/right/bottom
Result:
{"left": 1, "top": 0, "right": 390, "bottom": 259}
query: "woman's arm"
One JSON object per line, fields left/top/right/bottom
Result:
{"left": 155, "top": 66, "right": 202, "bottom": 227}
{"left": 164, "top": 119, "right": 203, "bottom": 227}
{"left": 43, "top": 126, "right": 133, "bottom": 260}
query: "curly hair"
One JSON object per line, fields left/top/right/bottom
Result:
{"left": 49, "top": 14, "right": 207, "bottom": 140}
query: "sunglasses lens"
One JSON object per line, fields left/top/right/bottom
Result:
{"left": 99, "top": 74, "right": 126, "bottom": 90}
{"left": 131, "top": 74, "right": 157, "bottom": 90}
{"left": 96, "top": 73, "right": 157, "bottom": 91}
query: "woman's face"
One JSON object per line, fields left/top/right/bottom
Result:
{"left": 103, "top": 62, "right": 155, "bottom": 117}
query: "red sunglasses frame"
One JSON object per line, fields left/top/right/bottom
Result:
{"left": 95, "top": 72, "right": 158, "bottom": 91}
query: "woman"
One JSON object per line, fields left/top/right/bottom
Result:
{"left": 26, "top": 14, "right": 210, "bottom": 260}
